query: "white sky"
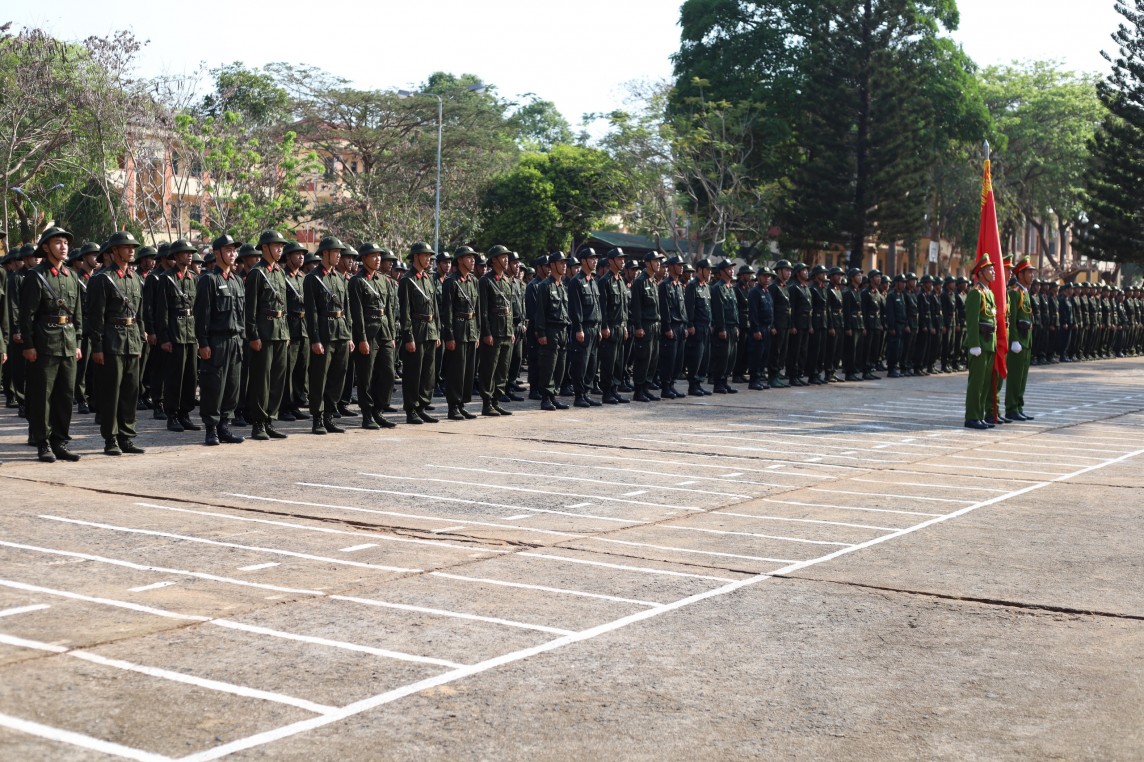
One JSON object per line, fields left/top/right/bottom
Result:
{"left": 13, "top": 0, "right": 1124, "bottom": 131}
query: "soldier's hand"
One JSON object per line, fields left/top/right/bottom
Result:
{"left": 718, "top": 330, "right": 727, "bottom": 340}
{"left": 635, "top": 328, "right": 645, "bottom": 339}
{"left": 404, "top": 341, "right": 416, "bottom": 353}
{"left": 250, "top": 339, "right": 263, "bottom": 352}
{"left": 311, "top": 342, "right": 325, "bottom": 356}
{"left": 687, "top": 326, "right": 695, "bottom": 337}
{"left": 435, "top": 339, "right": 442, "bottom": 349}
{"left": 576, "top": 331, "right": 585, "bottom": 344}
{"left": 969, "top": 346, "right": 982, "bottom": 357}
{"left": 75, "top": 348, "right": 82, "bottom": 361}
{"left": 92, "top": 351, "right": 105, "bottom": 366}
{"left": 22, "top": 348, "right": 36, "bottom": 363}
{"left": 828, "top": 329, "right": 835, "bottom": 337}
{"left": 770, "top": 328, "right": 778, "bottom": 336}
{"left": 624, "top": 328, "right": 629, "bottom": 340}
{"left": 483, "top": 335, "right": 494, "bottom": 346}
{"left": 601, "top": 327, "right": 611, "bottom": 340}
{"left": 664, "top": 329, "right": 674, "bottom": 340}
{"left": 753, "top": 331, "right": 763, "bottom": 341}
{"left": 161, "top": 342, "right": 173, "bottom": 353}
{"left": 889, "top": 329, "right": 897, "bottom": 336}
{"left": 789, "top": 327, "right": 797, "bottom": 335}
{"left": 13, "top": 333, "right": 21, "bottom": 344}
{"left": 199, "top": 347, "right": 211, "bottom": 361}
{"left": 538, "top": 335, "right": 548, "bottom": 346}
{"left": 1, "top": 352, "right": 5, "bottom": 364}
{"left": 446, "top": 340, "right": 456, "bottom": 351}
{"left": 358, "top": 341, "right": 370, "bottom": 355}
{"left": 147, "top": 333, "right": 157, "bottom": 346}
{"left": 808, "top": 327, "right": 815, "bottom": 335}
{"left": 845, "top": 330, "right": 852, "bottom": 337}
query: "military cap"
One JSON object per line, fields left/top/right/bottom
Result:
{"left": 192, "top": 250, "right": 205, "bottom": 265}
{"left": 578, "top": 247, "right": 599, "bottom": 259}
{"left": 80, "top": 241, "right": 104, "bottom": 257}
{"left": 971, "top": 252, "right": 994, "bottom": 275}
{"left": 791, "top": 262, "right": 808, "bottom": 273}
{"left": 757, "top": 266, "right": 774, "bottom": 277}
{"left": 282, "top": 241, "right": 307, "bottom": 257}
{"left": 203, "top": 251, "right": 217, "bottom": 264}
{"left": 379, "top": 247, "right": 398, "bottom": 262}
{"left": 313, "top": 236, "right": 345, "bottom": 253}
{"left": 664, "top": 255, "right": 684, "bottom": 266}
{"left": 408, "top": 241, "right": 434, "bottom": 257}
{"left": 303, "top": 252, "right": 321, "bottom": 265}
{"left": 956, "top": 276, "right": 969, "bottom": 284}
{"left": 66, "top": 247, "right": 86, "bottom": 264}
{"left": 238, "top": 243, "right": 260, "bottom": 259}
{"left": 893, "top": 273, "right": 907, "bottom": 283}
{"left": 867, "top": 268, "right": 882, "bottom": 279}
{"left": 132, "top": 246, "right": 158, "bottom": 263}
{"left": 737, "top": 264, "right": 754, "bottom": 276}
{"left": 256, "top": 230, "right": 290, "bottom": 248}
{"left": 919, "top": 274, "right": 933, "bottom": 284}
{"left": 905, "top": 271, "right": 917, "bottom": 280}
{"left": 212, "top": 233, "right": 241, "bottom": 250}
{"left": 714, "top": 260, "right": 734, "bottom": 272}
{"left": 1048, "top": 281, "right": 1059, "bottom": 289}
{"left": 533, "top": 254, "right": 549, "bottom": 267}
{"left": 568, "top": 255, "right": 580, "bottom": 267}
{"left": 156, "top": 242, "right": 173, "bottom": 259}
{"left": 774, "top": 259, "right": 793, "bottom": 270}
{"left": 37, "top": 226, "right": 74, "bottom": 248}
{"left": 434, "top": 250, "right": 453, "bottom": 262}
{"left": 827, "top": 266, "right": 844, "bottom": 277}
{"left": 847, "top": 267, "right": 863, "bottom": 279}
{"left": 358, "top": 242, "right": 385, "bottom": 256}
{"left": 810, "top": 264, "right": 828, "bottom": 277}
{"left": 0, "top": 251, "right": 12, "bottom": 265}
{"left": 1012, "top": 256, "right": 1033, "bottom": 275}
{"left": 604, "top": 247, "right": 625, "bottom": 261}
{"left": 475, "top": 253, "right": 488, "bottom": 266}
{"left": 695, "top": 258, "right": 712, "bottom": 269}
{"left": 455, "top": 245, "right": 477, "bottom": 257}
{"left": 548, "top": 251, "right": 568, "bottom": 262}
{"left": 624, "top": 260, "right": 640, "bottom": 270}
{"left": 507, "top": 251, "right": 521, "bottom": 262}
{"left": 343, "top": 246, "right": 359, "bottom": 260}
{"left": 523, "top": 266, "right": 535, "bottom": 276}
{"left": 683, "top": 263, "right": 697, "bottom": 274}
{"left": 487, "top": 244, "right": 511, "bottom": 258}
{"left": 166, "top": 239, "right": 194, "bottom": 256}
{"left": 642, "top": 250, "right": 665, "bottom": 262}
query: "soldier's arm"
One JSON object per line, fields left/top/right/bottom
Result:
{"left": 569, "top": 280, "right": 585, "bottom": 335}
{"left": 398, "top": 277, "right": 414, "bottom": 345}
{"left": 303, "top": 274, "right": 321, "bottom": 341}
{"left": 534, "top": 285, "right": 549, "bottom": 334}
{"left": 193, "top": 276, "right": 211, "bottom": 348}
{"left": 244, "top": 269, "right": 260, "bottom": 342}
{"left": 348, "top": 278, "right": 366, "bottom": 346}
{"left": 87, "top": 275, "right": 107, "bottom": 354}
{"left": 478, "top": 278, "right": 492, "bottom": 339}
{"left": 440, "top": 279, "right": 456, "bottom": 342}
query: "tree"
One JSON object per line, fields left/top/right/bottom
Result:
{"left": 1080, "top": 0, "right": 1144, "bottom": 265}
{"left": 477, "top": 163, "right": 561, "bottom": 257}
{"left": 511, "top": 95, "right": 574, "bottom": 151}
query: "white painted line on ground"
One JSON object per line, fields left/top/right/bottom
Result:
{"left": 238, "top": 563, "right": 280, "bottom": 572}
{"left": 664, "top": 525, "right": 852, "bottom": 547}
{"left": 430, "top": 572, "right": 659, "bottom": 607}
{"left": 431, "top": 465, "right": 750, "bottom": 499}
{"left": 339, "top": 544, "right": 378, "bottom": 553}
{"left": 38, "top": 515, "right": 423, "bottom": 574}
{"left": 0, "top": 632, "right": 337, "bottom": 715}
{"left": 677, "top": 480, "right": 698, "bottom": 486}
{"left": 501, "top": 514, "right": 533, "bottom": 521}
{"left": 296, "top": 483, "right": 636, "bottom": 525}
{"left": 714, "top": 511, "right": 897, "bottom": 532}
{"left": 128, "top": 581, "right": 178, "bottom": 593}
{"left": 582, "top": 537, "right": 798, "bottom": 565}
{"left": 0, "top": 711, "right": 169, "bottom": 762}
{"left": 849, "top": 478, "right": 1009, "bottom": 493}
{"left": 134, "top": 502, "right": 505, "bottom": 555}
{"left": 806, "top": 488, "right": 975, "bottom": 504}
{"left": 673, "top": 432, "right": 912, "bottom": 462}
{"left": 0, "top": 579, "right": 209, "bottom": 622}
{"left": 531, "top": 450, "right": 819, "bottom": 482}
{"left": 230, "top": 494, "right": 580, "bottom": 537}
{"left": 518, "top": 552, "right": 736, "bottom": 582}
{"left": 566, "top": 502, "right": 593, "bottom": 508}
{"left": 0, "top": 603, "right": 51, "bottom": 619}
{"left": 921, "top": 460, "right": 1065, "bottom": 476}
{"left": 619, "top": 437, "right": 866, "bottom": 469}
{"left": 0, "top": 540, "right": 325, "bottom": 596}
{"left": 429, "top": 526, "right": 467, "bottom": 534}
{"left": 760, "top": 498, "right": 943, "bottom": 518}
{"left": 331, "top": 596, "right": 573, "bottom": 636}
{"left": 622, "top": 490, "right": 648, "bottom": 497}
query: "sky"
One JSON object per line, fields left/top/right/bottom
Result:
{"left": 12, "top": 0, "right": 1125, "bottom": 132}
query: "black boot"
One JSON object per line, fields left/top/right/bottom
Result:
{"left": 265, "top": 422, "right": 288, "bottom": 439}
{"left": 103, "top": 438, "right": 122, "bottom": 456}
{"left": 416, "top": 408, "right": 439, "bottom": 423}
{"left": 448, "top": 405, "right": 465, "bottom": 421}
{"left": 51, "top": 442, "right": 80, "bottom": 462}
{"left": 323, "top": 415, "right": 346, "bottom": 433}
{"left": 312, "top": 415, "right": 328, "bottom": 434}
{"left": 179, "top": 415, "right": 202, "bottom": 431}
{"left": 405, "top": 410, "right": 423, "bottom": 424}
{"left": 167, "top": 417, "right": 185, "bottom": 432}
{"left": 251, "top": 422, "right": 270, "bottom": 441}
{"left": 373, "top": 412, "right": 397, "bottom": 429}
{"left": 541, "top": 396, "right": 556, "bottom": 411}
{"left": 218, "top": 423, "right": 245, "bottom": 444}
{"left": 37, "top": 443, "right": 56, "bottom": 463}
{"left": 492, "top": 402, "right": 512, "bottom": 416}
{"left": 459, "top": 405, "right": 477, "bottom": 419}
{"left": 118, "top": 438, "right": 145, "bottom": 455}
{"left": 205, "top": 426, "right": 220, "bottom": 446}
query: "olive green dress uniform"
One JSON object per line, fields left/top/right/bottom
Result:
{"left": 955, "top": 282, "right": 968, "bottom": 368}
{"left": 194, "top": 265, "right": 245, "bottom": 435}
{"left": 656, "top": 266, "right": 686, "bottom": 397}
{"left": 20, "top": 255, "right": 83, "bottom": 451}
{"left": 964, "top": 283, "right": 998, "bottom": 424}
{"left": 768, "top": 273, "right": 791, "bottom": 385}
{"left": 153, "top": 253, "right": 198, "bottom": 423}
{"left": 629, "top": 262, "right": 662, "bottom": 397}
{"left": 244, "top": 258, "right": 291, "bottom": 429}
{"left": 0, "top": 258, "right": 7, "bottom": 398}
{"left": 304, "top": 263, "right": 352, "bottom": 425}
{"left": 861, "top": 275, "right": 885, "bottom": 376}
{"left": 283, "top": 258, "right": 309, "bottom": 414}
{"left": 7, "top": 264, "right": 29, "bottom": 408}
{"left": 568, "top": 266, "right": 603, "bottom": 403}
{"left": 826, "top": 279, "right": 845, "bottom": 379}
{"left": 506, "top": 265, "right": 527, "bottom": 391}
{"left": 477, "top": 267, "right": 515, "bottom": 409}
{"left": 349, "top": 264, "right": 397, "bottom": 425}
{"left": 786, "top": 272, "right": 812, "bottom": 384}
{"left": 534, "top": 268, "right": 571, "bottom": 403}
{"left": 69, "top": 252, "right": 93, "bottom": 410}
{"left": 441, "top": 270, "right": 480, "bottom": 411}
{"left": 842, "top": 276, "right": 864, "bottom": 379}
{"left": 806, "top": 277, "right": 828, "bottom": 382}
{"left": 733, "top": 278, "right": 751, "bottom": 380}
{"left": 598, "top": 253, "right": 631, "bottom": 402}
{"left": 684, "top": 269, "right": 713, "bottom": 392}
{"left": 940, "top": 281, "right": 957, "bottom": 371}
{"left": 88, "top": 261, "right": 145, "bottom": 448}
{"left": 141, "top": 260, "right": 166, "bottom": 413}
{"left": 398, "top": 262, "right": 441, "bottom": 416}
{"left": 710, "top": 274, "right": 739, "bottom": 391}
{"left": 1004, "top": 281, "right": 1034, "bottom": 418}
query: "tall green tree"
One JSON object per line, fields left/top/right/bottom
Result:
{"left": 1080, "top": 0, "right": 1144, "bottom": 265}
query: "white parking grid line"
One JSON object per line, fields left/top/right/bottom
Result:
{"left": 330, "top": 596, "right": 573, "bottom": 636}
{"left": 339, "top": 544, "right": 378, "bottom": 553}
{"left": 580, "top": 536, "right": 798, "bottom": 565}
{"left": 759, "top": 498, "right": 943, "bottom": 517}
{"left": 433, "top": 464, "right": 751, "bottom": 499}
{"left": 713, "top": 512, "right": 898, "bottom": 532}
{"left": 663, "top": 525, "right": 854, "bottom": 547}
{"left": 429, "top": 572, "right": 660, "bottom": 607}
{"left": 0, "top": 603, "right": 51, "bottom": 618}
{"left": 238, "top": 563, "right": 280, "bottom": 572}
{"left": 128, "top": 581, "right": 178, "bottom": 593}
{"left": 0, "top": 711, "right": 170, "bottom": 762}
{"left": 532, "top": 449, "right": 825, "bottom": 482}
{"left": 806, "top": 488, "right": 976, "bottom": 504}
{"left": 517, "top": 552, "right": 737, "bottom": 582}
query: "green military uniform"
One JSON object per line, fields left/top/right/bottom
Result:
{"left": 710, "top": 262, "right": 740, "bottom": 392}
{"left": 194, "top": 235, "right": 247, "bottom": 445}
{"left": 349, "top": 244, "right": 398, "bottom": 428}
{"left": 153, "top": 240, "right": 200, "bottom": 428}
{"left": 399, "top": 242, "right": 441, "bottom": 421}
{"left": 20, "top": 229, "right": 83, "bottom": 461}
{"left": 629, "top": 252, "right": 663, "bottom": 400}
{"left": 441, "top": 249, "right": 481, "bottom": 417}
{"left": 598, "top": 249, "right": 631, "bottom": 403}
{"left": 964, "top": 256, "right": 998, "bottom": 428}
{"left": 534, "top": 252, "right": 571, "bottom": 408}
{"left": 88, "top": 232, "right": 146, "bottom": 453}
{"left": 283, "top": 246, "right": 310, "bottom": 416}
{"left": 1004, "top": 259, "right": 1035, "bottom": 419}
{"left": 477, "top": 246, "right": 515, "bottom": 415}
{"left": 304, "top": 237, "right": 352, "bottom": 431}
{"left": 506, "top": 254, "right": 527, "bottom": 393}
{"left": 245, "top": 231, "right": 292, "bottom": 438}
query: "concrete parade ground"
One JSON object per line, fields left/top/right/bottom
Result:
{"left": 0, "top": 358, "right": 1141, "bottom": 760}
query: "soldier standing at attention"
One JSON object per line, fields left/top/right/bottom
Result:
{"left": 786, "top": 262, "right": 812, "bottom": 386}
{"left": 20, "top": 227, "right": 83, "bottom": 462}
{"left": 598, "top": 248, "right": 631, "bottom": 404}
{"left": 193, "top": 235, "right": 246, "bottom": 446}
{"left": 710, "top": 260, "right": 740, "bottom": 393}
{"left": 684, "top": 258, "right": 713, "bottom": 396}
{"left": 534, "top": 251, "right": 571, "bottom": 411}
{"left": 68, "top": 243, "right": 98, "bottom": 414}
{"left": 305, "top": 236, "right": 353, "bottom": 433}
{"left": 964, "top": 253, "right": 998, "bottom": 430}
{"left": 825, "top": 266, "right": 845, "bottom": 382}
{"left": 88, "top": 232, "right": 146, "bottom": 456}
{"left": 441, "top": 246, "right": 480, "bottom": 420}
{"left": 842, "top": 268, "right": 865, "bottom": 381}
{"left": 955, "top": 276, "right": 969, "bottom": 370}
{"left": 154, "top": 239, "right": 201, "bottom": 433}
{"left": 524, "top": 255, "right": 549, "bottom": 399}
{"left": 767, "top": 260, "right": 792, "bottom": 388}
{"left": 657, "top": 255, "right": 687, "bottom": 399}
{"left": 280, "top": 242, "right": 309, "bottom": 420}
{"left": 1004, "top": 256, "right": 1036, "bottom": 421}
{"left": 746, "top": 266, "right": 774, "bottom": 390}
{"left": 732, "top": 265, "right": 752, "bottom": 382}
{"left": 1058, "top": 281, "right": 1074, "bottom": 362}
{"left": 136, "top": 246, "right": 163, "bottom": 419}
{"left": 349, "top": 243, "right": 398, "bottom": 429}
{"left": 861, "top": 269, "right": 885, "bottom": 379}
{"left": 630, "top": 251, "right": 663, "bottom": 402}
{"left": 568, "top": 247, "right": 603, "bottom": 408}
{"left": 399, "top": 242, "right": 442, "bottom": 424}
{"left": 885, "top": 274, "right": 908, "bottom": 378}
{"left": 245, "top": 230, "right": 291, "bottom": 441}
{"left": 504, "top": 251, "right": 527, "bottom": 399}
{"left": 940, "top": 276, "right": 957, "bottom": 372}
{"left": 477, "top": 245, "right": 516, "bottom": 416}
{"left": 806, "top": 264, "right": 829, "bottom": 385}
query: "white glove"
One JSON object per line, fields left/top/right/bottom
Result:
{"left": 1010, "top": 341, "right": 1022, "bottom": 353}
{"left": 969, "top": 346, "right": 982, "bottom": 357}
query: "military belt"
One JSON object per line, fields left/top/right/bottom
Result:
{"left": 263, "top": 309, "right": 285, "bottom": 319}
{"left": 413, "top": 313, "right": 434, "bottom": 322}
{"left": 175, "top": 309, "right": 193, "bottom": 318}
{"left": 292, "top": 310, "right": 306, "bottom": 319}
{"left": 323, "top": 310, "right": 344, "bottom": 319}
{"left": 1017, "top": 319, "right": 1031, "bottom": 332}
{"left": 366, "top": 309, "right": 386, "bottom": 318}
{"left": 41, "top": 314, "right": 71, "bottom": 325}
{"left": 456, "top": 311, "right": 475, "bottom": 320}
{"left": 113, "top": 317, "right": 136, "bottom": 327}
{"left": 979, "top": 322, "right": 996, "bottom": 337}
{"left": 493, "top": 307, "right": 510, "bottom": 315}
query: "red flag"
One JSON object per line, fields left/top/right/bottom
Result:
{"left": 977, "top": 156, "right": 1007, "bottom": 379}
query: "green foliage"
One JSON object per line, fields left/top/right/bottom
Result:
{"left": 199, "top": 63, "right": 291, "bottom": 125}
{"left": 511, "top": 95, "right": 574, "bottom": 151}
{"left": 477, "top": 163, "right": 562, "bottom": 255}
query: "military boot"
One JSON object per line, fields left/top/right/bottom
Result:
{"left": 251, "top": 422, "right": 270, "bottom": 441}
{"left": 167, "top": 417, "right": 185, "bottom": 432}
{"left": 218, "top": 423, "right": 245, "bottom": 444}
{"left": 179, "top": 415, "right": 202, "bottom": 431}
{"left": 265, "top": 422, "right": 288, "bottom": 439}
{"left": 204, "top": 426, "right": 220, "bottom": 446}
{"left": 323, "top": 415, "right": 346, "bottom": 433}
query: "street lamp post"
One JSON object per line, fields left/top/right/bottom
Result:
{"left": 398, "top": 83, "right": 486, "bottom": 254}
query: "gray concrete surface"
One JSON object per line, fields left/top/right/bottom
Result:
{"left": 0, "top": 358, "right": 1140, "bottom": 760}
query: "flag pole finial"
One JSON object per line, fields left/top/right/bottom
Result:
{"left": 984, "top": 140, "right": 991, "bottom": 161}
